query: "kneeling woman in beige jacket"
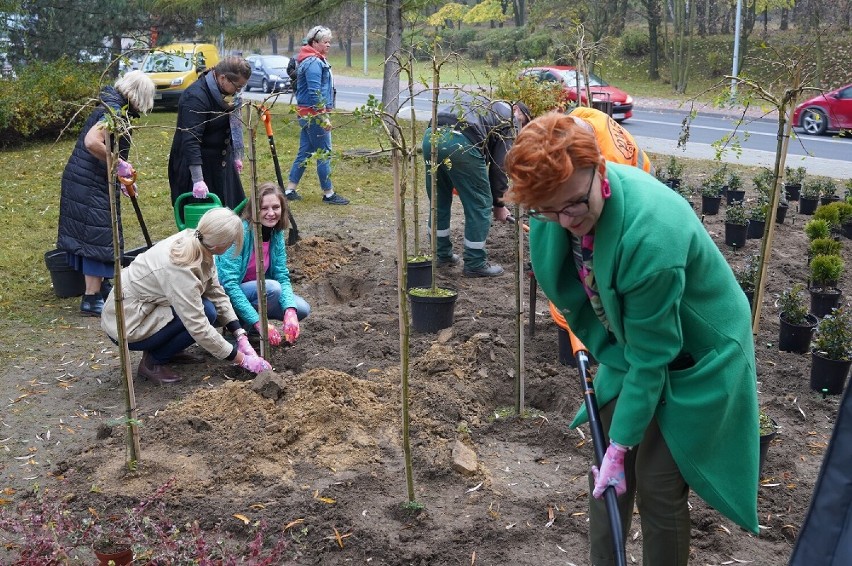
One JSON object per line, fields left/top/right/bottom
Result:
{"left": 102, "top": 207, "right": 271, "bottom": 384}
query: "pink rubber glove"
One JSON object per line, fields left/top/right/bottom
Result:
{"left": 234, "top": 159, "right": 243, "bottom": 174}
{"left": 236, "top": 334, "right": 257, "bottom": 357}
{"left": 238, "top": 354, "right": 271, "bottom": 373}
{"left": 592, "top": 442, "right": 628, "bottom": 499}
{"left": 283, "top": 308, "right": 300, "bottom": 343}
{"left": 117, "top": 159, "right": 134, "bottom": 178}
{"left": 192, "top": 180, "right": 209, "bottom": 199}
{"left": 254, "top": 321, "right": 281, "bottom": 346}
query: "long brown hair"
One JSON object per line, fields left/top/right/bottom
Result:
{"left": 241, "top": 182, "right": 290, "bottom": 232}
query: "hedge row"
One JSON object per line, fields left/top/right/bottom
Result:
{"left": 0, "top": 58, "right": 101, "bottom": 147}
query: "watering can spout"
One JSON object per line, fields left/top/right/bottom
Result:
{"left": 232, "top": 198, "right": 248, "bottom": 216}
{"left": 174, "top": 192, "right": 224, "bottom": 230}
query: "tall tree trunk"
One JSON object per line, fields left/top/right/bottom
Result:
{"left": 708, "top": 0, "right": 718, "bottom": 34}
{"left": 697, "top": 0, "right": 706, "bottom": 36}
{"left": 269, "top": 33, "right": 278, "bottom": 55}
{"left": 645, "top": 0, "right": 662, "bottom": 80}
{"left": 669, "top": 0, "right": 695, "bottom": 94}
{"left": 780, "top": 7, "right": 789, "bottom": 30}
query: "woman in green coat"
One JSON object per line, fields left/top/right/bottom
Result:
{"left": 504, "top": 112, "right": 759, "bottom": 566}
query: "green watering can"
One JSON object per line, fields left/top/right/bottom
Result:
{"left": 174, "top": 192, "right": 248, "bottom": 230}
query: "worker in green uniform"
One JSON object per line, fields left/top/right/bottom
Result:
{"left": 422, "top": 95, "right": 531, "bottom": 277}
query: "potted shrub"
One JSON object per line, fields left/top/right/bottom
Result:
{"left": 811, "top": 308, "right": 852, "bottom": 395}
{"left": 812, "top": 201, "right": 843, "bottom": 235}
{"left": 810, "top": 237, "right": 842, "bottom": 258}
{"left": 784, "top": 165, "right": 806, "bottom": 201}
{"left": 778, "top": 283, "right": 818, "bottom": 353}
{"left": 747, "top": 199, "right": 768, "bottom": 240}
{"left": 726, "top": 169, "right": 745, "bottom": 204}
{"left": 734, "top": 253, "right": 760, "bottom": 307}
{"left": 820, "top": 179, "right": 840, "bottom": 206}
{"left": 758, "top": 408, "right": 778, "bottom": 478}
{"left": 800, "top": 179, "right": 821, "bottom": 215}
{"left": 700, "top": 178, "right": 723, "bottom": 215}
{"left": 810, "top": 254, "right": 844, "bottom": 317}
{"left": 664, "top": 155, "right": 684, "bottom": 188}
{"left": 724, "top": 200, "right": 749, "bottom": 248}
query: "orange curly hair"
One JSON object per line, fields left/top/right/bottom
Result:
{"left": 505, "top": 112, "right": 604, "bottom": 208}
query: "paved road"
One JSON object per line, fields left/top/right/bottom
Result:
{"left": 245, "top": 76, "right": 852, "bottom": 179}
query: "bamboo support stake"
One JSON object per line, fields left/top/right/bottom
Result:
{"left": 514, "top": 204, "right": 525, "bottom": 415}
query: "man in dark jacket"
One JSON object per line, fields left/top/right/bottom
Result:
{"left": 57, "top": 71, "right": 155, "bottom": 316}
{"left": 168, "top": 57, "right": 251, "bottom": 212}
{"left": 422, "top": 95, "right": 531, "bottom": 277}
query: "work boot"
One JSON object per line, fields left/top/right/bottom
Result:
{"left": 437, "top": 253, "right": 461, "bottom": 267}
{"left": 167, "top": 349, "right": 206, "bottom": 365}
{"left": 80, "top": 294, "right": 104, "bottom": 317}
{"left": 137, "top": 352, "right": 182, "bottom": 385}
{"left": 463, "top": 263, "right": 505, "bottom": 278}
{"left": 100, "top": 279, "right": 112, "bottom": 300}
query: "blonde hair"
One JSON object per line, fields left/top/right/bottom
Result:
{"left": 170, "top": 207, "right": 243, "bottom": 267}
{"left": 305, "top": 25, "right": 332, "bottom": 45}
{"left": 114, "top": 70, "right": 155, "bottom": 115}
{"left": 242, "top": 182, "right": 290, "bottom": 232}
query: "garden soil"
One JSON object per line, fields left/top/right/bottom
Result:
{"left": 1, "top": 183, "right": 844, "bottom": 565}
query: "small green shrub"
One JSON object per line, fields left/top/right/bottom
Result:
{"left": 813, "top": 203, "right": 842, "bottom": 227}
{"left": 727, "top": 170, "right": 743, "bottom": 191}
{"left": 804, "top": 218, "right": 831, "bottom": 241}
{"left": 0, "top": 57, "right": 100, "bottom": 146}
{"left": 810, "top": 237, "right": 842, "bottom": 257}
{"left": 759, "top": 409, "right": 776, "bottom": 436}
{"left": 493, "top": 68, "right": 564, "bottom": 117}
{"left": 785, "top": 166, "right": 806, "bottom": 186}
{"left": 779, "top": 283, "right": 809, "bottom": 325}
{"left": 665, "top": 156, "right": 684, "bottom": 180}
{"left": 810, "top": 254, "right": 844, "bottom": 289}
{"left": 801, "top": 179, "right": 822, "bottom": 199}
{"left": 814, "top": 308, "right": 852, "bottom": 361}
{"left": 734, "top": 253, "right": 760, "bottom": 292}
{"left": 821, "top": 179, "right": 838, "bottom": 198}
{"left": 749, "top": 201, "right": 768, "bottom": 221}
{"left": 621, "top": 29, "right": 650, "bottom": 57}
{"left": 700, "top": 178, "right": 722, "bottom": 197}
{"left": 516, "top": 32, "right": 553, "bottom": 60}
{"left": 725, "top": 201, "right": 748, "bottom": 226}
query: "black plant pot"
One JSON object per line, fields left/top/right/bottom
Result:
{"left": 409, "top": 288, "right": 457, "bottom": 333}
{"left": 724, "top": 222, "right": 748, "bottom": 248}
{"left": 841, "top": 221, "right": 852, "bottom": 239}
{"left": 759, "top": 419, "right": 777, "bottom": 478}
{"left": 776, "top": 202, "right": 789, "bottom": 224}
{"left": 747, "top": 219, "right": 765, "bottom": 239}
{"left": 406, "top": 258, "right": 433, "bottom": 290}
{"left": 726, "top": 189, "right": 746, "bottom": 205}
{"left": 778, "top": 313, "right": 819, "bottom": 353}
{"left": 799, "top": 197, "right": 819, "bottom": 215}
{"left": 666, "top": 178, "right": 681, "bottom": 189}
{"left": 810, "top": 350, "right": 852, "bottom": 395}
{"left": 701, "top": 195, "right": 722, "bottom": 215}
{"left": 744, "top": 288, "right": 754, "bottom": 310}
{"left": 810, "top": 288, "right": 842, "bottom": 318}
{"left": 820, "top": 195, "right": 841, "bottom": 206}
{"left": 785, "top": 183, "right": 801, "bottom": 201}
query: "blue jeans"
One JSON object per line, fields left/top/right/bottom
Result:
{"left": 288, "top": 116, "right": 333, "bottom": 191}
{"left": 239, "top": 279, "right": 310, "bottom": 321}
{"left": 128, "top": 299, "right": 217, "bottom": 364}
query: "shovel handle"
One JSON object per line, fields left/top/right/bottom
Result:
{"left": 261, "top": 106, "right": 274, "bottom": 137}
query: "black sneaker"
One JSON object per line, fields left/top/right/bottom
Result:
{"left": 80, "top": 294, "right": 104, "bottom": 317}
{"left": 463, "top": 263, "right": 504, "bottom": 278}
{"left": 322, "top": 193, "right": 350, "bottom": 205}
{"left": 437, "top": 253, "right": 460, "bottom": 267}
{"left": 285, "top": 190, "right": 303, "bottom": 201}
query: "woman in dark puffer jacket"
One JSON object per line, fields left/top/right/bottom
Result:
{"left": 56, "top": 70, "right": 155, "bottom": 316}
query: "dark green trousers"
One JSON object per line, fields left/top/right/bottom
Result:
{"left": 422, "top": 128, "right": 492, "bottom": 269}
{"left": 589, "top": 399, "right": 691, "bottom": 566}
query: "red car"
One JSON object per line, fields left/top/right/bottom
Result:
{"left": 520, "top": 66, "right": 634, "bottom": 121}
{"left": 792, "top": 83, "right": 852, "bottom": 135}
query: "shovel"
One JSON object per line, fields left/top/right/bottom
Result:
{"left": 261, "top": 107, "right": 300, "bottom": 246}
{"left": 119, "top": 171, "right": 153, "bottom": 248}
{"left": 566, "top": 327, "right": 628, "bottom": 566}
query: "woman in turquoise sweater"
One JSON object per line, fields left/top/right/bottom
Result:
{"left": 216, "top": 183, "right": 310, "bottom": 345}
{"left": 505, "top": 112, "right": 759, "bottom": 566}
